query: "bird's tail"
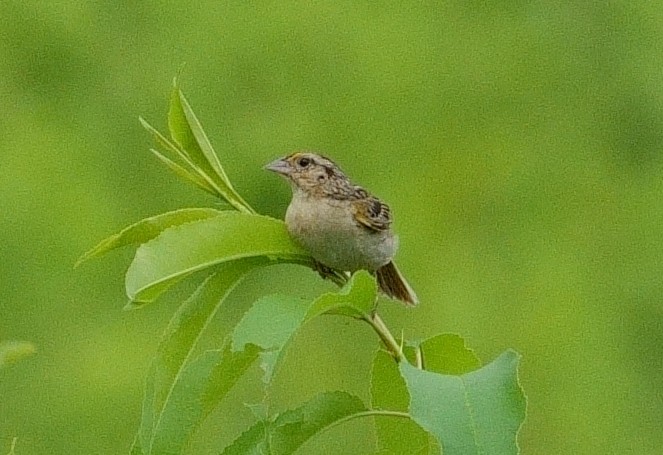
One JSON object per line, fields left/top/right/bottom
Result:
{"left": 376, "top": 261, "right": 418, "bottom": 307}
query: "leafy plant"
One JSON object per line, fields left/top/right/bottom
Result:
{"left": 79, "top": 80, "right": 526, "bottom": 454}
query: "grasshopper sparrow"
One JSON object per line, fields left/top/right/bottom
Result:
{"left": 265, "top": 152, "right": 418, "bottom": 306}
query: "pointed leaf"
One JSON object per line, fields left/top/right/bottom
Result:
{"left": 176, "top": 89, "right": 229, "bottom": 183}
{"left": 142, "top": 115, "right": 228, "bottom": 198}
{"left": 371, "top": 351, "right": 438, "bottom": 455}
{"left": 125, "top": 213, "right": 310, "bottom": 305}
{"left": 400, "top": 350, "right": 526, "bottom": 455}
{"left": 0, "top": 341, "right": 36, "bottom": 368}
{"left": 134, "top": 260, "right": 260, "bottom": 454}
{"left": 222, "top": 392, "right": 368, "bottom": 455}
{"left": 168, "top": 83, "right": 254, "bottom": 213}
{"left": 141, "top": 116, "right": 222, "bottom": 191}
{"left": 149, "top": 149, "right": 217, "bottom": 195}
{"left": 168, "top": 84, "right": 213, "bottom": 172}
{"left": 141, "top": 116, "right": 195, "bottom": 164}
{"left": 179, "top": 89, "right": 254, "bottom": 213}
{"left": 418, "top": 334, "right": 481, "bottom": 375}
{"left": 76, "top": 208, "right": 222, "bottom": 267}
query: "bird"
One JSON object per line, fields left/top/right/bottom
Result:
{"left": 265, "top": 151, "right": 418, "bottom": 306}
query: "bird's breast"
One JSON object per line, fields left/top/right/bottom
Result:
{"left": 285, "top": 196, "right": 396, "bottom": 272}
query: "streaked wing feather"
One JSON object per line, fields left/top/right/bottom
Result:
{"left": 352, "top": 196, "right": 392, "bottom": 231}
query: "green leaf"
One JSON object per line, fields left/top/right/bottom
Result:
{"left": 305, "top": 270, "right": 377, "bottom": 319}
{"left": 371, "top": 351, "right": 438, "bottom": 455}
{"left": 168, "top": 82, "right": 254, "bottom": 214}
{"left": 400, "top": 350, "right": 526, "bottom": 455}
{"left": 222, "top": 392, "right": 368, "bottom": 455}
{"left": 150, "top": 345, "right": 262, "bottom": 455}
{"left": 219, "top": 422, "right": 267, "bottom": 455}
{"left": 175, "top": 89, "right": 228, "bottom": 183}
{"left": 75, "top": 208, "right": 222, "bottom": 267}
{"left": 141, "top": 116, "right": 209, "bottom": 179}
{"left": 232, "top": 295, "right": 310, "bottom": 354}
{"left": 125, "top": 212, "right": 310, "bottom": 305}
{"left": 232, "top": 294, "right": 309, "bottom": 384}
{"left": 230, "top": 271, "right": 377, "bottom": 394}
{"left": 149, "top": 148, "right": 218, "bottom": 196}
{"left": 418, "top": 334, "right": 481, "bottom": 375}
{"left": 132, "top": 261, "right": 260, "bottom": 454}
{"left": 0, "top": 341, "right": 36, "bottom": 368}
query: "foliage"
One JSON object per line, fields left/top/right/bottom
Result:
{"left": 79, "top": 82, "right": 526, "bottom": 454}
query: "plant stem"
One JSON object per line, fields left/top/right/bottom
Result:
{"left": 365, "top": 312, "right": 406, "bottom": 363}
{"left": 414, "top": 345, "right": 423, "bottom": 369}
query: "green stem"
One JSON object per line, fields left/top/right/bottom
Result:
{"left": 365, "top": 312, "right": 406, "bottom": 363}
{"left": 414, "top": 345, "right": 423, "bottom": 369}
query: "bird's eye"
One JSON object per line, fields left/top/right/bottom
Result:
{"left": 297, "top": 157, "right": 311, "bottom": 168}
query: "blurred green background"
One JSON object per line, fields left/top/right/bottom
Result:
{"left": 2, "top": 1, "right": 663, "bottom": 453}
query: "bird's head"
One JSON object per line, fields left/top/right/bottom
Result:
{"left": 265, "top": 152, "right": 352, "bottom": 197}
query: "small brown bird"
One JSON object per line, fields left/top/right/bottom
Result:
{"left": 265, "top": 152, "right": 418, "bottom": 306}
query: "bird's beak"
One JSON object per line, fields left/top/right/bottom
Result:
{"left": 264, "top": 158, "right": 292, "bottom": 176}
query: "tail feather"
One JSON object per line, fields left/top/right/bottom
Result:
{"left": 376, "top": 261, "right": 418, "bottom": 307}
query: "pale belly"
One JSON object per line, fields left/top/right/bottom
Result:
{"left": 285, "top": 197, "right": 396, "bottom": 272}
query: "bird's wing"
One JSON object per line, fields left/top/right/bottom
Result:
{"left": 351, "top": 196, "right": 392, "bottom": 232}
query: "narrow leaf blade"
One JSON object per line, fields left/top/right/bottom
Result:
{"left": 149, "top": 149, "right": 217, "bottom": 195}
{"left": 168, "top": 84, "right": 207, "bottom": 167}
{"left": 167, "top": 83, "right": 254, "bottom": 213}
{"left": 141, "top": 116, "right": 223, "bottom": 192}
{"left": 177, "top": 90, "right": 229, "bottom": 183}
{"left": 400, "top": 350, "right": 526, "bottom": 455}
{"left": 76, "top": 208, "right": 222, "bottom": 267}
{"left": 178, "top": 89, "right": 255, "bottom": 213}
{"left": 140, "top": 116, "right": 193, "bottom": 163}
